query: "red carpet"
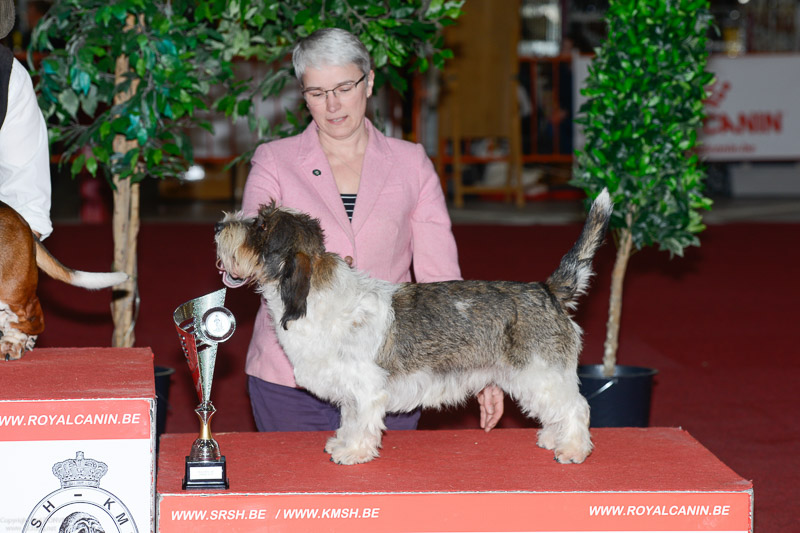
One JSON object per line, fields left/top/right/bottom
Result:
{"left": 33, "top": 220, "right": 799, "bottom": 531}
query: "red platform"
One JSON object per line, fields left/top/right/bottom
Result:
{"left": 157, "top": 427, "right": 752, "bottom": 532}
{"left": 0, "top": 347, "right": 154, "bottom": 400}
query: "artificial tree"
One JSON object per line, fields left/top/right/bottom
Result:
{"left": 572, "top": 0, "right": 715, "bottom": 377}
{"left": 31, "top": 0, "right": 464, "bottom": 347}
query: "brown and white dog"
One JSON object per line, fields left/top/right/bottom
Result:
{"left": 0, "top": 201, "right": 128, "bottom": 360}
{"left": 214, "top": 190, "right": 611, "bottom": 465}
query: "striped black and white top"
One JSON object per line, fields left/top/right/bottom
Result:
{"left": 341, "top": 193, "right": 357, "bottom": 221}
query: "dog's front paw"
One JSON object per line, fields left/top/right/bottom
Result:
{"left": 553, "top": 441, "right": 592, "bottom": 464}
{"left": 536, "top": 427, "right": 558, "bottom": 451}
{"left": 1, "top": 345, "right": 23, "bottom": 360}
{"left": 329, "top": 443, "right": 380, "bottom": 465}
{"left": 0, "top": 330, "right": 36, "bottom": 361}
{"left": 325, "top": 436, "right": 344, "bottom": 455}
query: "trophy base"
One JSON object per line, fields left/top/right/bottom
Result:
{"left": 182, "top": 456, "right": 229, "bottom": 490}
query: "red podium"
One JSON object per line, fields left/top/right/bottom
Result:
{"left": 157, "top": 427, "right": 752, "bottom": 532}
{"left": 0, "top": 348, "right": 156, "bottom": 533}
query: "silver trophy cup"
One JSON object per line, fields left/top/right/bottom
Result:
{"left": 173, "top": 288, "right": 236, "bottom": 490}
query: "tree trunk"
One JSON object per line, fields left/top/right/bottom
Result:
{"left": 602, "top": 215, "right": 634, "bottom": 377}
{"left": 110, "top": 14, "right": 142, "bottom": 348}
{"left": 110, "top": 178, "right": 139, "bottom": 347}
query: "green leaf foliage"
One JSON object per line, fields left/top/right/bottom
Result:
{"left": 571, "top": 0, "right": 714, "bottom": 257}
{"left": 31, "top": 0, "right": 464, "bottom": 182}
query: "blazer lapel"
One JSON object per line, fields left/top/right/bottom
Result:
{"left": 351, "top": 120, "right": 391, "bottom": 236}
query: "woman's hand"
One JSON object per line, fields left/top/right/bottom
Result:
{"left": 477, "top": 385, "right": 504, "bottom": 432}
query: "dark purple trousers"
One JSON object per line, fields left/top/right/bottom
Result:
{"left": 248, "top": 375, "right": 421, "bottom": 432}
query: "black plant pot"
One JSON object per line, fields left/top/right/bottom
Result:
{"left": 578, "top": 364, "right": 658, "bottom": 428}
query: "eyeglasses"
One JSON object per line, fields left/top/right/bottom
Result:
{"left": 302, "top": 74, "right": 366, "bottom": 105}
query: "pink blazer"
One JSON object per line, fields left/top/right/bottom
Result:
{"left": 237, "top": 119, "right": 461, "bottom": 387}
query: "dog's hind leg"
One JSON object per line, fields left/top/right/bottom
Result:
{"left": 325, "top": 391, "right": 388, "bottom": 465}
{"left": 539, "top": 392, "right": 592, "bottom": 464}
{"left": 505, "top": 369, "right": 593, "bottom": 464}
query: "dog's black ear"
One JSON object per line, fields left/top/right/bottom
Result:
{"left": 279, "top": 251, "right": 312, "bottom": 330}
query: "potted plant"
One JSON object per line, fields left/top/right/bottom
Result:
{"left": 571, "top": 0, "right": 715, "bottom": 426}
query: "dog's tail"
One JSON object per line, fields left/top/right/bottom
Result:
{"left": 35, "top": 239, "right": 128, "bottom": 289}
{"left": 545, "top": 188, "right": 612, "bottom": 310}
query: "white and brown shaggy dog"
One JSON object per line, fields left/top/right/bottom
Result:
{"left": 215, "top": 190, "right": 612, "bottom": 465}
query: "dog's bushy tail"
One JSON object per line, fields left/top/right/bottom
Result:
{"left": 545, "top": 188, "right": 612, "bottom": 310}
{"left": 35, "top": 239, "right": 128, "bottom": 289}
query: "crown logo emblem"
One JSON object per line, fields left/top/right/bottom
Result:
{"left": 52, "top": 452, "right": 108, "bottom": 488}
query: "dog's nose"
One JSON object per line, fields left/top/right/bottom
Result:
{"left": 214, "top": 222, "right": 224, "bottom": 234}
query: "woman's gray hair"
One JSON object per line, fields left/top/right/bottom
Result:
{"left": 292, "top": 28, "right": 372, "bottom": 84}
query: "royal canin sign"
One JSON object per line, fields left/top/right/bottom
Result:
{"left": 698, "top": 55, "right": 799, "bottom": 161}
{"left": 574, "top": 54, "right": 800, "bottom": 162}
